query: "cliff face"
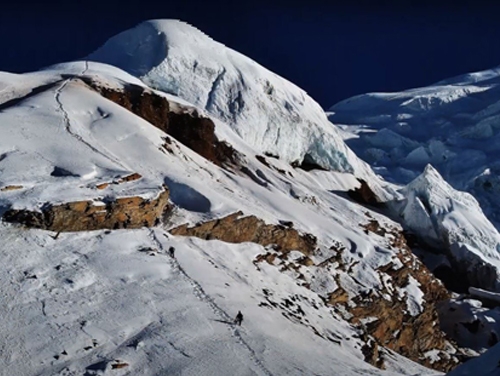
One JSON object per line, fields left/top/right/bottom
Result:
{"left": 3, "top": 187, "right": 170, "bottom": 232}
{"left": 313, "top": 221, "right": 458, "bottom": 371}
{"left": 350, "top": 224, "right": 455, "bottom": 371}
{"left": 83, "top": 78, "right": 240, "bottom": 168}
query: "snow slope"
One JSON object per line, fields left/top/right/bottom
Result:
{"left": 0, "top": 226, "right": 380, "bottom": 376}
{"left": 0, "top": 62, "right": 442, "bottom": 375}
{"left": 87, "top": 19, "right": 374, "bottom": 178}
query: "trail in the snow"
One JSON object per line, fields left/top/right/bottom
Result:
{"left": 53, "top": 69, "right": 129, "bottom": 171}
{"left": 149, "top": 229, "right": 273, "bottom": 376}
{"left": 0, "top": 81, "right": 63, "bottom": 111}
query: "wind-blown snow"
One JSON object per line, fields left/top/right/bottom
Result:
{"left": 88, "top": 19, "right": 374, "bottom": 178}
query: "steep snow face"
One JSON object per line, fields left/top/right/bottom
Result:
{"left": 88, "top": 19, "right": 372, "bottom": 177}
{"left": 328, "top": 65, "right": 500, "bottom": 229}
{"left": 395, "top": 165, "right": 500, "bottom": 290}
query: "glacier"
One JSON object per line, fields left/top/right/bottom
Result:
{"left": 329, "top": 64, "right": 500, "bottom": 230}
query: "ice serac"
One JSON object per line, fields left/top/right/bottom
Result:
{"left": 328, "top": 64, "right": 500, "bottom": 230}
{"left": 88, "top": 19, "right": 372, "bottom": 177}
{"left": 396, "top": 164, "right": 500, "bottom": 291}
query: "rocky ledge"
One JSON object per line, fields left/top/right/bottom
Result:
{"left": 80, "top": 77, "right": 240, "bottom": 168}
{"left": 169, "top": 211, "right": 317, "bottom": 255}
{"left": 3, "top": 186, "right": 170, "bottom": 232}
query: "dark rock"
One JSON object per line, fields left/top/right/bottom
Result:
{"left": 82, "top": 78, "right": 240, "bottom": 168}
{"left": 348, "top": 179, "right": 384, "bottom": 207}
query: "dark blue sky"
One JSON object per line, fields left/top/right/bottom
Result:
{"left": 1, "top": 0, "right": 500, "bottom": 107}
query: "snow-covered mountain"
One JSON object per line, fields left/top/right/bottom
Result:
{"left": 2, "top": 18, "right": 500, "bottom": 376}
{"left": 0, "top": 58, "right": 448, "bottom": 375}
{"left": 393, "top": 165, "right": 500, "bottom": 291}
{"left": 88, "top": 19, "right": 376, "bottom": 179}
{"left": 328, "top": 66, "right": 500, "bottom": 228}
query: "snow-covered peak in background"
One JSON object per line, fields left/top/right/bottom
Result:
{"left": 88, "top": 19, "right": 372, "bottom": 177}
{"left": 328, "top": 61, "right": 500, "bottom": 230}
{"left": 395, "top": 164, "right": 500, "bottom": 290}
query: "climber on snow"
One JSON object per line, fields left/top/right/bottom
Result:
{"left": 168, "top": 246, "right": 175, "bottom": 258}
{"left": 234, "top": 310, "right": 243, "bottom": 326}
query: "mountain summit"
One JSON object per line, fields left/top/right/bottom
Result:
{"left": 89, "top": 20, "right": 374, "bottom": 178}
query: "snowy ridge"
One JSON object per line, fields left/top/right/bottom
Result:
{"left": 434, "top": 65, "right": 500, "bottom": 86}
{"left": 395, "top": 165, "right": 500, "bottom": 290}
{"left": 88, "top": 20, "right": 375, "bottom": 180}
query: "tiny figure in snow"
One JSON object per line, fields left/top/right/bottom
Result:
{"left": 234, "top": 310, "right": 243, "bottom": 326}
{"left": 168, "top": 246, "right": 175, "bottom": 258}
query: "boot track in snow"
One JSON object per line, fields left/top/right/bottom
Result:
{"left": 149, "top": 229, "right": 274, "bottom": 376}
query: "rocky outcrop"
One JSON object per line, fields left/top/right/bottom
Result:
{"left": 0, "top": 185, "right": 23, "bottom": 192}
{"left": 3, "top": 186, "right": 170, "bottom": 232}
{"left": 95, "top": 173, "right": 143, "bottom": 190}
{"left": 338, "top": 221, "right": 457, "bottom": 371}
{"left": 169, "top": 210, "right": 459, "bottom": 371}
{"left": 348, "top": 178, "right": 384, "bottom": 207}
{"left": 253, "top": 216, "right": 460, "bottom": 372}
{"left": 169, "top": 211, "right": 317, "bottom": 255}
{"left": 81, "top": 78, "right": 239, "bottom": 168}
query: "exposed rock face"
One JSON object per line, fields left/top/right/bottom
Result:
{"left": 82, "top": 78, "right": 239, "bottom": 168}
{"left": 348, "top": 178, "right": 383, "bottom": 207}
{"left": 0, "top": 185, "right": 23, "bottom": 192}
{"left": 169, "top": 211, "right": 317, "bottom": 255}
{"left": 96, "top": 173, "right": 143, "bottom": 190}
{"left": 253, "top": 216, "right": 459, "bottom": 372}
{"left": 342, "top": 221, "right": 457, "bottom": 371}
{"left": 3, "top": 187, "right": 170, "bottom": 232}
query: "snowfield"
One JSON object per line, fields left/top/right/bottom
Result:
{"left": 0, "top": 227, "right": 387, "bottom": 375}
